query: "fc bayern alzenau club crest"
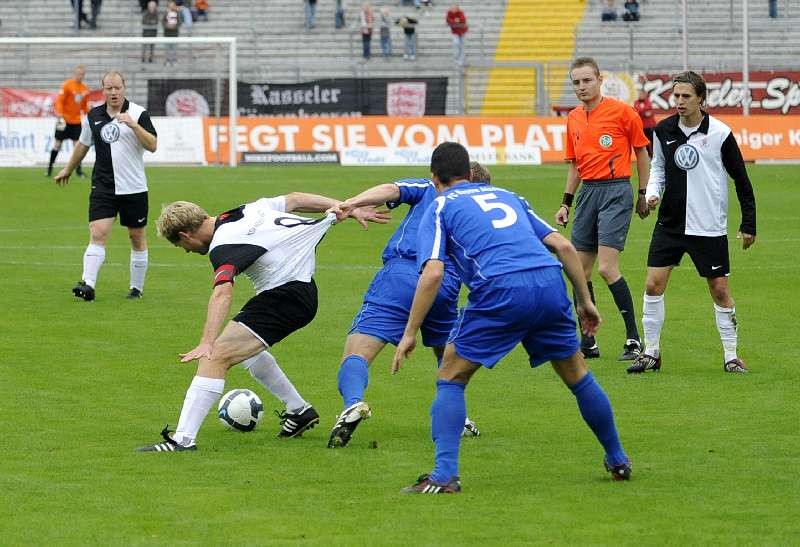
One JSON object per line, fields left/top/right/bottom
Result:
{"left": 674, "top": 143, "right": 699, "bottom": 170}
{"left": 100, "top": 122, "right": 121, "bottom": 144}
{"left": 599, "top": 134, "right": 613, "bottom": 147}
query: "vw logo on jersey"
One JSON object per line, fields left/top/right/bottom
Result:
{"left": 599, "top": 134, "right": 613, "bottom": 148}
{"left": 100, "top": 122, "right": 121, "bottom": 144}
{"left": 674, "top": 143, "right": 700, "bottom": 170}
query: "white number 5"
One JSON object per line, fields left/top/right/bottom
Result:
{"left": 471, "top": 193, "right": 518, "bottom": 229}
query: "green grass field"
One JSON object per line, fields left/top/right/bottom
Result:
{"left": 1, "top": 164, "right": 798, "bottom": 545}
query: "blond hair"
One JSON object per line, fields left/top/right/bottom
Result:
{"left": 156, "top": 201, "right": 209, "bottom": 243}
{"left": 470, "top": 161, "right": 491, "bottom": 183}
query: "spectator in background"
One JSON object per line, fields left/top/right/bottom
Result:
{"left": 70, "top": 0, "right": 90, "bottom": 28}
{"left": 335, "top": 0, "right": 345, "bottom": 29}
{"left": 769, "top": 0, "right": 778, "bottom": 18}
{"left": 633, "top": 87, "right": 656, "bottom": 157}
{"left": 397, "top": 15, "right": 418, "bottom": 60}
{"left": 141, "top": 1, "right": 159, "bottom": 63}
{"left": 177, "top": 0, "right": 193, "bottom": 34}
{"left": 139, "top": 0, "right": 155, "bottom": 13}
{"left": 622, "top": 0, "right": 640, "bottom": 21}
{"left": 446, "top": 4, "right": 468, "bottom": 66}
{"left": 360, "top": 3, "right": 374, "bottom": 60}
{"left": 601, "top": 0, "right": 618, "bottom": 21}
{"left": 89, "top": 0, "right": 102, "bottom": 28}
{"left": 47, "top": 65, "right": 89, "bottom": 178}
{"left": 305, "top": 0, "right": 317, "bottom": 30}
{"left": 192, "top": 0, "right": 209, "bottom": 22}
{"left": 162, "top": 1, "right": 180, "bottom": 65}
{"left": 379, "top": 7, "right": 393, "bottom": 59}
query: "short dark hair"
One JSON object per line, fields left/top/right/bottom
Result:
{"left": 570, "top": 57, "right": 600, "bottom": 77}
{"left": 430, "top": 142, "right": 470, "bottom": 184}
{"left": 672, "top": 71, "right": 706, "bottom": 103}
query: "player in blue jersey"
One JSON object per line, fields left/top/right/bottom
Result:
{"left": 393, "top": 142, "right": 631, "bottom": 493}
{"left": 326, "top": 164, "right": 490, "bottom": 448}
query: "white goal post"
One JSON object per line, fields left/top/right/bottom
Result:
{"left": 0, "top": 36, "right": 238, "bottom": 167}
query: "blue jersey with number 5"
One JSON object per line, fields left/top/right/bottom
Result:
{"left": 416, "top": 182, "right": 560, "bottom": 290}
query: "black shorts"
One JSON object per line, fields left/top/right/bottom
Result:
{"left": 55, "top": 122, "right": 82, "bottom": 141}
{"left": 88, "top": 191, "right": 149, "bottom": 227}
{"left": 234, "top": 279, "right": 318, "bottom": 347}
{"left": 647, "top": 226, "right": 730, "bottom": 278}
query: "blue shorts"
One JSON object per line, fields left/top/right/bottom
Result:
{"left": 448, "top": 267, "right": 579, "bottom": 368}
{"left": 349, "top": 258, "right": 459, "bottom": 347}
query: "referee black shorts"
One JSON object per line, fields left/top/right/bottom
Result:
{"left": 234, "top": 279, "right": 319, "bottom": 347}
{"left": 55, "top": 122, "right": 82, "bottom": 142}
{"left": 88, "top": 191, "right": 149, "bottom": 227}
{"left": 647, "top": 226, "right": 730, "bottom": 278}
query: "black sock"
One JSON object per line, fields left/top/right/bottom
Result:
{"left": 48, "top": 149, "right": 58, "bottom": 172}
{"left": 608, "top": 276, "right": 640, "bottom": 341}
{"left": 577, "top": 280, "right": 597, "bottom": 348}
{"left": 76, "top": 162, "right": 84, "bottom": 175}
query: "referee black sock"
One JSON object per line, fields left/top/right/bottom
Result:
{"left": 608, "top": 276, "right": 640, "bottom": 342}
{"left": 48, "top": 149, "right": 58, "bottom": 171}
{"left": 577, "top": 281, "right": 597, "bottom": 348}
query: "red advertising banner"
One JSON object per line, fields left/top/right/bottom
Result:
{"left": 642, "top": 72, "right": 800, "bottom": 115}
{"left": 0, "top": 87, "right": 104, "bottom": 117}
{"left": 202, "top": 115, "right": 800, "bottom": 163}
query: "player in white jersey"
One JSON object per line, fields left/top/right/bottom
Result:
{"left": 55, "top": 71, "right": 158, "bottom": 302}
{"left": 138, "top": 193, "right": 387, "bottom": 452}
{"left": 628, "top": 71, "right": 757, "bottom": 375}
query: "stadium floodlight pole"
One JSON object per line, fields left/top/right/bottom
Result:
{"left": 0, "top": 36, "right": 238, "bottom": 167}
{"left": 681, "top": 0, "right": 688, "bottom": 71}
{"left": 742, "top": 0, "right": 750, "bottom": 116}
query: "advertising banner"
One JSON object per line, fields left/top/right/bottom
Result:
{"left": 0, "top": 116, "right": 206, "bottom": 166}
{"left": 0, "top": 87, "right": 104, "bottom": 117}
{"left": 201, "top": 115, "right": 800, "bottom": 164}
{"left": 238, "top": 78, "right": 447, "bottom": 117}
{"left": 147, "top": 79, "right": 229, "bottom": 117}
{"left": 642, "top": 71, "right": 800, "bottom": 115}
{"left": 339, "top": 146, "right": 541, "bottom": 166}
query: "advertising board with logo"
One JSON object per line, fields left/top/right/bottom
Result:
{"left": 641, "top": 71, "right": 800, "bottom": 115}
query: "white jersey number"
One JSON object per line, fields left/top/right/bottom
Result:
{"left": 471, "top": 193, "right": 518, "bottom": 229}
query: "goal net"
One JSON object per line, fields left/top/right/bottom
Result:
{"left": 0, "top": 36, "right": 238, "bottom": 167}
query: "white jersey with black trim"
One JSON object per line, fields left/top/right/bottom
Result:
{"left": 79, "top": 99, "right": 157, "bottom": 195}
{"left": 646, "top": 112, "right": 756, "bottom": 237}
{"left": 209, "top": 197, "right": 336, "bottom": 294}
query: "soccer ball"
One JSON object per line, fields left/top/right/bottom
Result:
{"left": 218, "top": 389, "right": 264, "bottom": 431}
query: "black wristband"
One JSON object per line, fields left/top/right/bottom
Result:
{"left": 638, "top": 188, "right": 647, "bottom": 195}
{"left": 562, "top": 192, "right": 574, "bottom": 207}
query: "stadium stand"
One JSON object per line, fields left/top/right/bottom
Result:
{"left": 1, "top": 0, "right": 798, "bottom": 114}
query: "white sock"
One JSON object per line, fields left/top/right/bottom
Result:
{"left": 82, "top": 243, "right": 106, "bottom": 288}
{"left": 173, "top": 375, "right": 224, "bottom": 446}
{"left": 642, "top": 293, "right": 665, "bottom": 357}
{"left": 714, "top": 303, "right": 738, "bottom": 363}
{"left": 130, "top": 249, "right": 149, "bottom": 291}
{"left": 242, "top": 351, "right": 307, "bottom": 413}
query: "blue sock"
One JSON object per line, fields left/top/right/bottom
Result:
{"left": 430, "top": 380, "right": 466, "bottom": 483}
{"left": 337, "top": 355, "right": 369, "bottom": 408}
{"left": 569, "top": 372, "right": 628, "bottom": 466}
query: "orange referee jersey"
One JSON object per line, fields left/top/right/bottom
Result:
{"left": 564, "top": 96, "right": 649, "bottom": 181}
{"left": 54, "top": 79, "right": 90, "bottom": 125}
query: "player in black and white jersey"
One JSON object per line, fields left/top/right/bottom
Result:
{"left": 55, "top": 71, "right": 157, "bottom": 302}
{"left": 138, "top": 193, "right": 388, "bottom": 451}
{"left": 628, "top": 71, "right": 757, "bottom": 375}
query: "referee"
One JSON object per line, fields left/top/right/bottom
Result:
{"left": 55, "top": 71, "right": 158, "bottom": 301}
{"left": 627, "top": 71, "right": 756, "bottom": 374}
{"left": 555, "top": 57, "right": 651, "bottom": 362}
{"left": 47, "top": 65, "right": 89, "bottom": 178}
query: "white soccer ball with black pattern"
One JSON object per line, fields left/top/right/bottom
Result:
{"left": 218, "top": 389, "right": 264, "bottom": 431}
